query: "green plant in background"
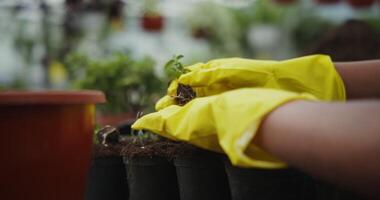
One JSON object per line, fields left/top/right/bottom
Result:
{"left": 142, "top": 0, "right": 160, "bottom": 16}
{"left": 292, "top": 16, "right": 334, "bottom": 53}
{"left": 9, "top": 78, "right": 27, "bottom": 90}
{"left": 0, "top": 77, "right": 28, "bottom": 90}
{"left": 230, "top": 0, "right": 303, "bottom": 58}
{"left": 64, "top": 52, "right": 165, "bottom": 115}
{"left": 228, "top": 0, "right": 288, "bottom": 33}
{"left": 364, "top": 18, "right": 380, "bottom": 35}
{"left": 250, "top": 0, "right": 287, "bottom": 25}
{"left": 187, "top": 2, "right": 242, "bottom": 56}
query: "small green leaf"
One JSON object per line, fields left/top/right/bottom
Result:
{"left": 164, "top": 59, "right": 175, "bottom": 69}
{"left": 164, "top": 54, "right": 187, "bottom": 78}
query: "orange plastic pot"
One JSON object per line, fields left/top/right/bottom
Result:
{"left": 0, "top": 91, "right": 105, "bottom": 200}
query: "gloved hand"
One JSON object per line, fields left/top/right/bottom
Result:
{"left": 133, "top": 88, "right": 317, "bottom": 168}
{"left": 156, "top": 55, "right": 345, "bottom": 110}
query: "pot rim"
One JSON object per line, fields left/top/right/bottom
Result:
{"left": 0, "top": 90, "right": 106, "bottom": 105}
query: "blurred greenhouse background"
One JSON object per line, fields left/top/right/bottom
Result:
{"left": 0, "top": 0, "right": 380, "bottom": 117}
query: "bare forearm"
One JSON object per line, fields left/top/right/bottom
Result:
{"left": 256, "top": 100, "right": 380, "bottom": 198}
{"left": 335, "top": 60, "right": 380, "bottom": 99}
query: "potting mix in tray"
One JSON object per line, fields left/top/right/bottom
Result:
{"left": 89, "top": 123, "right": 363, "bottom": 200}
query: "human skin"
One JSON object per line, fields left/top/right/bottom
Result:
{"left": 254, "top": 60, "right": 380, "bottom": 198}
{"left": 335, "top": 60, "right": 380, "bottom": 99}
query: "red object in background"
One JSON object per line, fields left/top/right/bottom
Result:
{"left": 273, "top": 0, "right": 297, "bottom": 5}
{"left": 315, "top": 0, "right": 341, "bottom": 4}
{"left": 192, "top": 28, "right": 210, "bottom": 39}
{"left": 0, "top": 91, "right": 105, "bottom": 200}
{"left": 346, "top": 0, "right": 375, "bottom": 7}
{"left": 141, "top": 14, "right": 164, "bottom": 32}
{"left": 97, "top": 112, "right": 135, "bottom": 127}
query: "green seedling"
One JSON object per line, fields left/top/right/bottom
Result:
{"left": 164, "top": 55, "right": 190, "bottom": 78}
{"left": 164, "top": 55, "right": 196, "bottom": 105}
{"left": 131, "top": 111, "right": 161, "bottom": 144}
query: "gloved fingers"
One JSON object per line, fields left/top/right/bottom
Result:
{"left": 132, "top": 105, "right": 183, "bottom": 140}
{"left": 178, "top": 55, "right": 345, "bottom": 102}
{"left": 131, "top": 111, "right": 164, "bottom": 134}
{"left": 184, "top": 62, "right": 205, "bottom": 71}
{"left": 134, "top": 95, "right": 218, "bottom": 141}
{"left": 160, "top": 58, "right": 277, "bottom": 107}
{"left": 154, "top": 80, "right": 179, "bottom": 111}
{"left": 166, "top": 79, "right": 179, "bottom": 96}
{"left": 177, "top": 67, "right": 272, "bottom": 98}
{"left": 205, "top": 57, "right": 278, "bottom": 70}
{"left": 155, "top": 95, "right": 175, "bottom": 111}
{"left": 157, "top": 55, "right": 343, "bottom": 110}
{"left": 163, "top": 95, "right": 218, "bottom": 140}
{"left": 178, "top": 58, "right": 276, "bottom": 87}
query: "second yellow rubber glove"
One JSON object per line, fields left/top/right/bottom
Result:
{"left": 156, "top": 55, "right": 345, "bottom": 110}
{"left": 133, "top": 88, "right": 317, "bottom": 168}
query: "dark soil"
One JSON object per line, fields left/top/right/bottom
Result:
{"left": 92, "top": 143, "right": 124, "bottom": 158}
{"left": 175, "top": 84, "right": 196, "bottom": 106}
{"left": 121, "top": 137, "right": 179, "bottom": 159}
{"left": 95, "top": 124, "right": 206, "bottom": 160}
{"left": 121, "top": 137, "right": 215, "bottom": 160}
{"left": 167, "top": 142, "right": 220, "bottom": 159}
{"left": 94, "top": 134, "right": 179, "bottom": 159}
{"left": 92, "top": 125, "right": 124, "bottom": 158}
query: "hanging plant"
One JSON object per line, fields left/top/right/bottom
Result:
{"left": 346, "top": 0, "right": 375, "bottom": 8}
{"left": 140, "top": 0, "right": 164, "bottom": 32}
{"left": 186, "top": 2, "right": 243, "bottom": 56}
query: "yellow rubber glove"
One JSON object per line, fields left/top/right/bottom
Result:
{"left": 133, "top": 88, "right": 317, "bottom": 168}
{"left": 156, "top": 55, "right": 345, "bottom": 111}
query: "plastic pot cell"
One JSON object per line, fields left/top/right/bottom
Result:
{"left": 0, "top": 91, "right": 105, "bottom": 200}
{"left": 314, "top": 180, "right": 364, "bottom": 200}
{"left": 125, "top": 156, "right": 180, "bottom": 200}
{"left": 174, "top": 152, "right": 231, "bottom": 200}
{"left": 223, "top": 158, "right": 307, "bottom": 200}
{"left": 85, "top": 156, "right": 128, "bottom": 200}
